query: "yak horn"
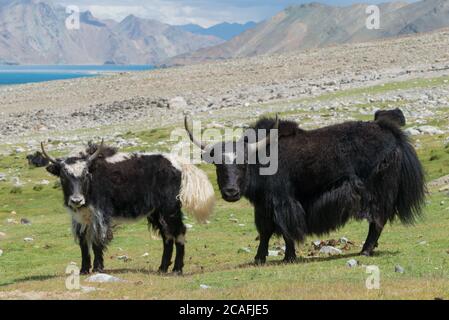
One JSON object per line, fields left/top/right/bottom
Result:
{"left": 87, "top": 139, "right": 104, "bottom": 164}
{"left": 184, "top": 116, "right": 206, "bottom": 150}
{"left": 40, "top": 142, "right": 59, "bottom": 164}
{"left": 247, "top": 114, "right": 280, "bottom": 154}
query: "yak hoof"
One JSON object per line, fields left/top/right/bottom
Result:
{"left": 172, "top": 269, "right": 183, "bottom": 276}
{"left": 158, "top": 267, "right": 169, "bottom": 274}
{"left": 80, "top": 269, "right": 90, "bottom": 275}
{"left": 93, "top": 268, "right": 104, "bottom": 273}
{"left": 360, "top": 250, "right": 374, "bottom": 257}
{"left": 283, "top": 256, "right": 297, "bottom": 264}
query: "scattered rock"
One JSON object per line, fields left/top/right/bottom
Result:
{"left": 238, "top": 247, "right": 251, "bottom": 254}
{"left": 347, "top": 259, "right": 358, "bottom": 268}
{"left": 0, "top": 249, "right": 3, "bottom": 257}
{"left": 117, "top": 255, "right": 130, "bottom": 262}
{"left": 0, "top": 173, "right": 6, "bottom": 182}
{"left": 6, "top": 218, "right": 18, "bottom": 224}
{"left": 0, "top": 232, "right": 6, "bottom": 238}
{"left": 268, "top": 250, "right": 281, "bottom": 257}
{"left": 200, "top": 284, "right": 211, "bottom": 289}
{"left": 168, "top": 96, "right": 188, "bottom": 110}
{"left": 185, "top": 224, "right": 193, "bottom": 229}
{"left": 80, "top": 286, "right": 97, "bottom": 293}
{"left": 319, "top": 246, "right": 342, "bottom": 255}
{"left": 85, "top": 273, "right": 123, "bottom": 283}
{"left": 141, "top": 252, "right": 149, "bottom": 257}
{"left": 395, "top": 265, "right": 405, "bottom": 274}
{"left": 23, "top": 237, "right": 34, "bottom": 242}
{"left": 20, "top": 218, "right": 32, "bottom": 225}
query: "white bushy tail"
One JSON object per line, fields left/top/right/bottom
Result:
{"left": 170, "top": 156, "right": 215, "bottom": 222}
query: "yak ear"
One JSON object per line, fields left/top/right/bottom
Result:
{"left": 46, "top": 163, "right": 61, "bottom": 177}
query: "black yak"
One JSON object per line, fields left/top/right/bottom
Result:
{"left": 185, "top": 115, "right": 425, "bottom": 264}
{"left": 41, "top": 141, "right": 215, "bottom": 274}
{"left": 374, "top": 108, "right": 406, "bottom": 127}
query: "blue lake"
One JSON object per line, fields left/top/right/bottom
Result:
{"left": 0, "top": 65, "right": 155, "bottom": 85}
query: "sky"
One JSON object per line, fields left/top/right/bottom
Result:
{"left": 57, "top": 0, "right": 416, "bottom": 27}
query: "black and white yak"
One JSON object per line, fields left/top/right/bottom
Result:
{"left": 41, "top": 142, "right": 215, "bottom": 274}
{"left": 185, "top": 115, "right": 425, "bottom": 264}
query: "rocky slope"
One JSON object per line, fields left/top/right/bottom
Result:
{"left": 0, "top": 0, "right": 223, "bottom": 65}
{"left": 168, "top": 0, "right": 449, "bottom": 65}
{"left": 1, "top": 28, "right": 449, "bottom": 147}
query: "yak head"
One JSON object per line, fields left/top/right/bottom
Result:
{"left": 40, "top": 141, "right": 104, "bottom": 210}
{"left": 185, "top": 116, "right": 279, "bottom": 202}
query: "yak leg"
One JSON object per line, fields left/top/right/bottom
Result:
{"left": 283, "top": 235, "right": 296, "bottom": 263}
{"left": 92, "top": 243, "right": 105, "bottom": 273}
{"left": 172, "top": 213, "right": 187, "bottom": 274}
{"left": 79, "top": 232, "right": 91, "bottom": 275}
{"left": 159, "top": 234, "right": 174, "bottom": 273}
{"left": 173, "top": 235, "right": 186, "bottom": 274}
{"left": 361, "top": 221, "right": 385, "bottom": 256}
{"left": 254, "top": 208, "right": 275, "bottom": 265}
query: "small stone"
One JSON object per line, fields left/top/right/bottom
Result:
{"left": 6, "top": 218, "right": 18, "bottom": 224}
{"left": 20, "top": 218, "right": 32, "bottom": 225}
{"left": 81, "top": 286, "right": 97, "bottom": 293}
{"left": 10, "top": 211, "right": 16, "bottom": 215}
{"left": 141, "top": 252, "right": 149, "bottom": 257}
{"left": 229, "top": 218, "right": 239, "bottom": 223}
{"left": 86, "top": 273, "right": 123, "bottom": 283}
{"left": 185, "top": 224, "right": 193, "bottom": 229}
{"left": 312, "top": 240, "right": 323, "bottom": 249}
{"left": 395, "top": 265, "right": 405, "bottom": 274}
{"left": 347, "top": 259, "right": 358, "bottom": 268}
{"left": 200, "top": 284, "right": 211, "bottom": 289}
{"left": 24, "top": 237, "right": 34, "bottom": 242}
{"left": 268, "top": 250, "right": 280, "bottom": 257}
{"left": 117, "top": 255, "right": 130, "bottom": 262}
{"left": 418, "top": 241, "right": 427, "bottom": 245}
{"left": 319, "top": 246, "right": 342, "bottom": 255}
{"left": 0, "top": 249, "right": 3, "bottom": 257}
{"left": 238, "top": 224, "right": 246, "bottom": 227}
{"left": 0, "top": 232, "right": 6, "bottom": 238}
{"left": 339, "top": 237, "right": 349, "bottom": 244}
{"left": 238, "top": 247, "right": 251, "bottom": 254}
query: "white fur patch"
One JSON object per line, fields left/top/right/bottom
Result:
{"left": 105, "top": 152, "right": 131, "bottom": 164}
{"left": 64, "top": 161, "right": 87, "bottom": 177}
{"left": 224, "top": 152, "right": 237, "bottom": 164}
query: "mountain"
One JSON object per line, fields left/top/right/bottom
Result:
{"left": 0, "top": 0, "right": 223, "bottom": 65}
{"left": 168, "top": 0, "right": 449, "bottom": 65}
{"left": 179, "top": 22, "right": 257, "bottom": 40}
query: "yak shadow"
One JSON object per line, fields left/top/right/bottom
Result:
{"left": 0, "top": 274, "right": 59, "bottom": 287}
{"left": 238, "top": 250, "right": 400, "bottom": 268}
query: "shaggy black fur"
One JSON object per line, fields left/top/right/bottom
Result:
{"left": 46, "top": 145, "right": 187, "bottom": 274}
{"left": 209, "top": 117, "right": 425, "bottom": 263}
{"left": 374, "top": 108, "right": 406, "bottom": 127}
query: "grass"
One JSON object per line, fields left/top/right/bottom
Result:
{"left": 1, "top": 76, "right": 449, "bottom": 300}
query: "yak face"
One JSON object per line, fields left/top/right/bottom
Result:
{"left": 46, "top": 158, "right": 92, "bottom": 210}
{"left": 203, "top": 141, "right": 249, "bottom": 202}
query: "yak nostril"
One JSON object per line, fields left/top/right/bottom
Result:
{"left": 70, "top": 197, "right": 85, "bottom": 207}
{"left": 223, "top": 188, "right": 240, "bottom": 198}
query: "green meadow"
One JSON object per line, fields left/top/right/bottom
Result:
{"left": 1, "top": 77, "right": 449, "bottom": 299}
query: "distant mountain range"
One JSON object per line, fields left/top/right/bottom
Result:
{"left": 168, "top": 0, "right": 449, "bottom": 65}
{"left": 179, "top": 22, "right": 257, "bottom": 41}
{"left": 0, "top": 0, "right": 224, "bottom": 65}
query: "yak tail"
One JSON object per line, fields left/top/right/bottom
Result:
{"left": 171, "top": 156, "right": 215, "bottom": 222}
{"left": 396, "top": 136, "right": 426, "bottom": 224}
